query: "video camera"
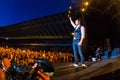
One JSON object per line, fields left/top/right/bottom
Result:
{"left": 10, "top": 58, "right": 54, "bottom": 80}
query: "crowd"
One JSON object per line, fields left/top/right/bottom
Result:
{"left": 0, "top": 46, "right": 73, "bottom": 65}
{"left": 0, "top": 46, "right": 74, "bottom": 80}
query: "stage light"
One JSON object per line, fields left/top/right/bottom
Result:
{"left": 81, "top": 8, "right": 85, "bottom": 12}
{"left": 85, "top": 1, "right": 89, "bottom": 6}
{"left": 69, "top": 6, "right": 72, "bottom": 9}
{"left": 5, "top": 37, "right": 9, "bottom": 40}
{"left": 71, "top": 32, "right": 74, "bottom": 35}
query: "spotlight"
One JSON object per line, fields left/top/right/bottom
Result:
{"left": 81, "top": 8, "right": 85, "bottom": 12}
{"left": 85, "top": 1, "right": 89, "bottom": 6}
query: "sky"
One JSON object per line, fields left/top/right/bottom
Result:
{"left": 0, "top": 0, "right": 71, "bottom": 27}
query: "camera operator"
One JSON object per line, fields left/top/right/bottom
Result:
{"left": 0, "top": 58, "right": 50, "bottom": 80}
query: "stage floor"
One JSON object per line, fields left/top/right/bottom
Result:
{"left": 51, "top": 57, "right": 120, "bottom": 80}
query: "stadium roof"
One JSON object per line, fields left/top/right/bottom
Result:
{"left": 0, "top": 0, "right": 120, "bottom": 44}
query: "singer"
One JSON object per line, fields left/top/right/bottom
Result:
{"left": 68, "top": 15, "right": 87, "bottom": 68}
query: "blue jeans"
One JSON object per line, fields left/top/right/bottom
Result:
{"left": 73, "top": 40, "right": 84, "bottom": 64}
